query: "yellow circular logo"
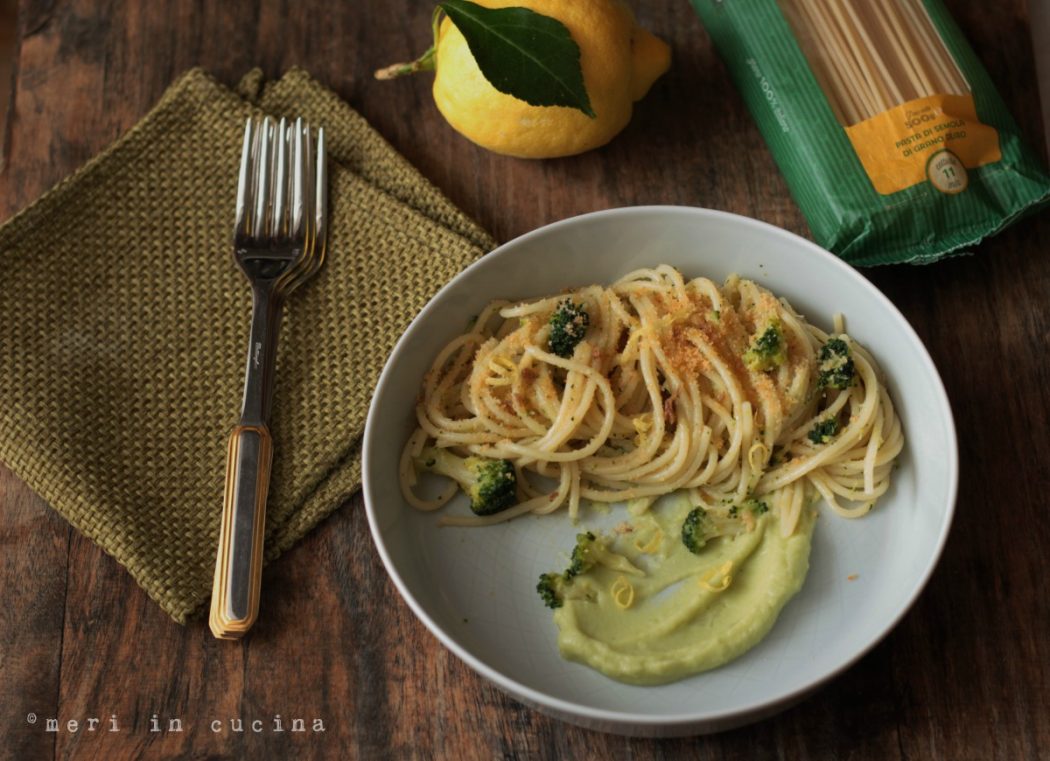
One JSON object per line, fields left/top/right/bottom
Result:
{"left": 926, "top": 150, "right": 968, "bottom": 194}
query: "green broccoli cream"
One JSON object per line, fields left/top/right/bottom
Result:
{"left": 544, "top": 494, "right": 815, "bottom": 685}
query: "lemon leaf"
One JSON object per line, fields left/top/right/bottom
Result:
{"left": 438, "top": 0, "right": 596, "bottom": 118}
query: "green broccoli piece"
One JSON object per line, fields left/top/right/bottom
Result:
{"left": 728, "top": 498, "right": 770, "bottom": 518}
{"left": 548, "top": 300, "right": 590, "bottom": 358}
{"left": 538, "top": 531, "right": 642, "bottom": 608}
{"left": 566, "top": 531, "right": 599, "bottom": 579}
{"left": 747, "top": 498, "right": 770, "bottom": 516}
{"left": 563, "top": 529, "right": 646, "bottom": 578}
{"left": 685, "top": 498, "right": 770, "bottom": 551}
{"left": 681, "top": 507, "right": 715, "bottom": 554}
{"left": 808, "top": 416, "right": 841, "bottom": 445}
{"left": 818, "top": 338, "right": 855, "bottom": 390}
{"left": 415, "top": 447, "right": 517, "bottom": 515}
{"left": 744, "top": 319, "right": 787, "bottom": 372}
{"left": 536, "top": 533, "right": 599, "bottom": 609}
{"left": 536, "top": 572, "right": 566, "bottom": 609}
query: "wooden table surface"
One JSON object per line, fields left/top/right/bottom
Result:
{"left": 2, "top": 1, "right": 1047, "bottom": 759}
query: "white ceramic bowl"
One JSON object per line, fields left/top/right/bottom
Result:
{"left": 362, "top": 206, "right": 957, "bottom": 736}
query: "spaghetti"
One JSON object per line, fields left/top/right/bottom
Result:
{"left": 779, "top": 0, "right": 969, "bottom": 125}
{"left": 399, "top": 266, "right": 904, "bottom": 535}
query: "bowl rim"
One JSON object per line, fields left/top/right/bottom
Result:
{"left": 361, "top": 204, "right": 959, "bottom": 729}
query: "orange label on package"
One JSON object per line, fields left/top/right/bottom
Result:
{"left": 845, "top": 94, "right": 1001, "bottom": 195}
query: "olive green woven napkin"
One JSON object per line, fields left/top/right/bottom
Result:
{"left": 0, "top": 68, "right": 494, "bottom": 623}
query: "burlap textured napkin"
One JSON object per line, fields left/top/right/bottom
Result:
{"left": 0, "top": 68, "right": 494, "bottom": 623}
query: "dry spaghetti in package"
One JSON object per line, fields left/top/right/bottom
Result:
{"left": 691, "top": 0, "right": 1050, "bottom": 265}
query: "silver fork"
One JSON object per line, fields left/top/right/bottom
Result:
{"left": 210, "top": 116, "right": 327, "bottom": 640}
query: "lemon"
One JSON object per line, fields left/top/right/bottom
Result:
{"left": 432, "top": 0, "right": 671, "bottom": 158}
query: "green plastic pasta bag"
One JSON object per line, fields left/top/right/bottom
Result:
{"left": 691, "top": 0, "right": 1050, "bottom": 265}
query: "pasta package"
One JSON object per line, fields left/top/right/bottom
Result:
{"left": 691, "top": 0, "right": 1050, "bottom": 265}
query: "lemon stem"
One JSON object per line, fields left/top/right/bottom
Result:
{"left": 375, "top": 8, "right": 444, "bottom": 81}
{"left": 375, "top": 45, "right": 437, "bottom": 80}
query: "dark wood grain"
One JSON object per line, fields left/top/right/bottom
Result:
{"left": 1, "top": 0, "right": 1048, "bottom": 759}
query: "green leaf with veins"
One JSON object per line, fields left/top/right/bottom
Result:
{"left": 438, "top": 0, "right": 596, "bottom": 118}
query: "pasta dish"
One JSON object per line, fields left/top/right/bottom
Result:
{"left": 399, "top": 265, "right": 903, "bottom": 537}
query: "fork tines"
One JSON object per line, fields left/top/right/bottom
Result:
{"left": 234, "top": 116, "right": 327, "bottom": 285}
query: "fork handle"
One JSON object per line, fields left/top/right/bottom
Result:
{"left": 210, "top": 285, "right": 280, "bottom": 639}
{"left": 210, "top": 424, "right": 273, "bottom": 639}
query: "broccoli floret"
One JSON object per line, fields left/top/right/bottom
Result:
{"left": 537, "top": 533, "right": 598, "bottom": 609}
{"left": 468, "top": 458, "right": 517, "bottom": 515}
{"left": 818, "top": 338, "right": 855, "bottom": 390}
{"left": 548, "top": 300, "right": 590, "bottom": 358}
{"left": 744, "top": 319, "right": 787, "bottom": 372}
{"left": 538, "top": 529, "right": 646, "bottom": 607}
{"left": 685, "top": 499, "right": 769, "bottom": 551}
{"left": 808, "top": 416, "right": 841, "bottom": 445}
{"left": 565, "top": 529, "right": 645, "bottom": 577}
{"left": 728, "top": 498, "right": 770, "bottom": 518}
{"left": 747, "top": 498, "right": 770, "bottom": 516}
{"left": 537, "top": 531, "right": 641, "bottom": 608}
{"left": 566, "top": 531, "right": 598, "bottom": 579}
{"left": 415, "top": 447, "right": 517, "bottom": 515}
{"left": 681, "top": 507, "right": 715, "bottom": 554}
{"left": 536, "top": 572, "right": 566, "bottom": 609}
{"left": 565, "top": 533, "right": 595, "bottom": 579}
